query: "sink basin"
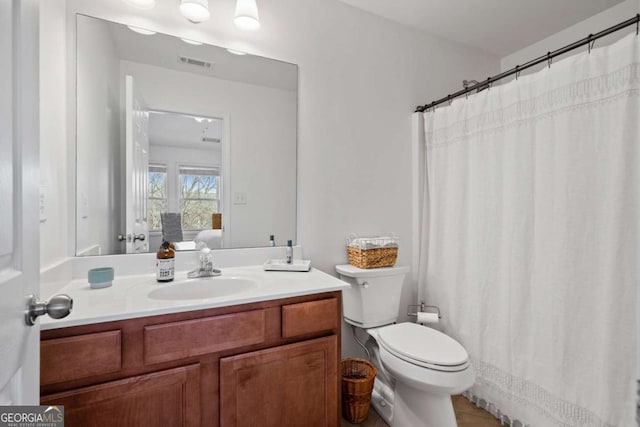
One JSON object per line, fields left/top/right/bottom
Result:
{"left": 148, "top": 277, "right": 258, "bottom": 301}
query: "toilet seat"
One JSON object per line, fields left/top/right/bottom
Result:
{"left": 377, "top": 323, "right": 470, "bottom": 372}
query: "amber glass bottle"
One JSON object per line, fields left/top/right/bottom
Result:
{"left": 156, "top": 240, "right": 175, "bottom": 282}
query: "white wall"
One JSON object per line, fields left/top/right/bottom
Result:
{"left": 75, "top": 16, "right": 122, "bottom": 256}
{"left": 120, "top": 60, "right": 296, "bottom": 249}
{"left": 41, "top": 0, "right": 498, "bottom": 357}
{"left": 501, "top": 0, "right": 640, "bottom": 72}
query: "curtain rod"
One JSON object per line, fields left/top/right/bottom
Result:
{"left": 415, "top": 13, "right": 640, "bottom": 113}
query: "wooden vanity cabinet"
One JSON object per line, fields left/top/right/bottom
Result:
{"left": 41, "top": 365, "right": 201, "bottom": 427}
{"left": 40, "top": 292, "right": 342, "bottom": 427}
{"left": 220, "top": 336, "right": 337, "bottom": 427}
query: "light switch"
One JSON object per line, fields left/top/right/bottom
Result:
{"left": 80, "top": 192, "right": 89, "bottom": 219}
{"left": 39, "top": 186, "right": 47, "bottom": 223}
{"left": 233, "top": 192, "right": 247, "bottom": 205}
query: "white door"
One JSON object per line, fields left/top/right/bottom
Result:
{"left": 125, "top": 75, "right": 150, "bottom": 253}
{"left": 0, "top": 0, "right": 41, "bottom": 404}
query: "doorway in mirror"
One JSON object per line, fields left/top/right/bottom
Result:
{"left": 146, "top": 110, "right": 228, "bottom": 253}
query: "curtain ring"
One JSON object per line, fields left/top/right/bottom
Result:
{"left": 588, "top": 34, "right": 594, "bottom": 53}
{"left": 486, "top": 78, "right": 491, "bottom": 90}
{"left": 515, "top": 65, "right": 521, "bottom": 80}
{"left": 636, "top": 14, "right": 639, "bottom": 36}
{"left": 547, "top": 52, "right": 552, "bottom": 68}
{"left": 448, "top": 96, "right": 453, "bottom": 106}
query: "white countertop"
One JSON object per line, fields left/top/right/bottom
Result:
{"left": 41, "top": 266, "right": 349, "bottom": 330}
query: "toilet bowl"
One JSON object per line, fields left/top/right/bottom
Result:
{"left": 336, "top": 264, "right": 475, "bottom": 427}
{"left": 369, "top": 323, "right": 475, "bottom": 426}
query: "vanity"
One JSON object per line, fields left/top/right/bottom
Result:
{"left": 39, "top": 267, "right": 348, "bottom": 427}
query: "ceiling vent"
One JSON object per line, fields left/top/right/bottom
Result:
{"left": 178, "top": 55, "right": 213, "bottom": 69}
{"left": 202, "top": 137, "right": 221, "bottom": 143}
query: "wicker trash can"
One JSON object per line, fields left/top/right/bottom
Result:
{"left": 341, "top": 358, "right": 377, "bottom": 424}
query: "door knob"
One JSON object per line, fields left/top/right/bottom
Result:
{"left": 133, "top": 234, "right": 146, "bottom": 242}
{"left": 117, "top": 234, "right": 128, "bottom": 241}
{"left": 25, "top": 294, "right": 73, "bottom": 326}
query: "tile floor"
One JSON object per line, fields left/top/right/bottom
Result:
{"left": 341, "top": 395, "right": 502, "bottom": 427}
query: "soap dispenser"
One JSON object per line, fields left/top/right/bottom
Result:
{"left": 286, "top": 240, "right": 293, "bottom": 264}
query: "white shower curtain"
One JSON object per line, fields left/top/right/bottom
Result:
{"left": 420, "top": 33, "right": 639, "bottom": 426}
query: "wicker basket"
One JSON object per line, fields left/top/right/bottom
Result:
{"left": 341, "top": 358, "right": 377, "bottom": 424}
{"left": 347, "top": 246, "right": 398, "bottom": 269}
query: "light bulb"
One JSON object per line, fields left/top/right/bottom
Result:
{"left": 234, "top": 0, "right": 260, "bottom": 31}
{"left": 122, "top": 0, "right": 156, "bottom": 10}
{"left": 180, "top": 0, "right": 211, "bottom": 23}
{"left": 127, "top": 26, "right": 157, "bottom": 35}
{"left": 181, "top": 38, "right": 203, "bottom": 45}
{"left": 226, "top": 48, "right": 247, "bottom": 56}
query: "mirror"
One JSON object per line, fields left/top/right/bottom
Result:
{"left": 75, "top": 15, "right": 297, "bottom": 256}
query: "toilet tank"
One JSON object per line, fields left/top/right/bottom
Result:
{"left": 336, "top": 264, "right": 409, "bottom": 329}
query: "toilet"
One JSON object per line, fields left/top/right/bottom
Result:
{"left": 336, "top": 264, "right": 475, "bottom": 427}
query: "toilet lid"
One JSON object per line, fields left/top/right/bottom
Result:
{"left": 377, "top": 323, "right": 469, "bottom": 368}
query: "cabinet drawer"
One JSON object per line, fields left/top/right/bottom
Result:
{"left": 282, "top": 298, "right": 339, "bottom": 339}
{"left": 144, "top": 309, "right": 266, "bottom": 364}
{"left": 41, "top": 330, "right": 122, "bottom": 385}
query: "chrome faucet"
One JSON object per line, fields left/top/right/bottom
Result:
{"left": 188, "top": 247, "right": 222, "bottom": 278}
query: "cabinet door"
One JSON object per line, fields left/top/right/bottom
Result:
{"left": 41, "top": 364, "right": 200, "bottom": 427}
{"left": 220, "top": 336, "right": 338, "bottom": 427}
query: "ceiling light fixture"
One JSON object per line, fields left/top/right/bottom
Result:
{"left": 234, "top": 0, "right": 260, "bottom": 32}
{"left": 127, "top": 26, "right": 157, "bottom": 35}
{"left": 180, "top": 0, "right": 211, "bottom": 23}
{"left": 172, "top": 0, "right": 261, "bottom": 30}
{"left": 122, "top": 0, "right": 156, "bottom": 10}
{"left": 226, "top": 48, "right": 247, "bottom": 56}
{"left": 181, "top": 38, "right": 203, "bottom": 45}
